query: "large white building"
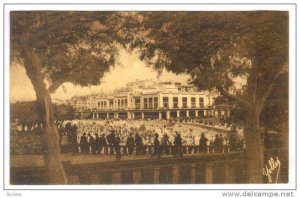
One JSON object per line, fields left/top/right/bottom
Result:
{"left": 70, "top": 80, "right": 230, "bottom": 120}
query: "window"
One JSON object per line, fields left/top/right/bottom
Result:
{"left": 199, "top": 98, "right": 204, "bottom": 108}
{"left": 121, "top": 99, "right": 124, "bottom": 108}
{"left": 182, "top": 97, "right": 187, "bottom": 108}
{"left": 144, "top": 98, "right": 148, "bottom": 109}
{"left": 109, "top": 100, "right": 114, "bottom": 109}
{"left": 149, "top": 98, "right": 153, "bottom": 109}
{"left": 135, "top": 98, "right": 140, "bottom": 109}
{"left": 221, "top": 110, "right": 225, "bottom": 116}
{"left": 124, "top": 99, "right": 127, "bottom": 108}
{"left": 173, "top": 97, "right": 178, "bottom": 108}
{"left": 154, "top": 97, "right": 158, "bottom": 109}
{"left": 191, "top": 97, "right": 196, "bottom": 108}
{"left": 163, "top": 97, "right": 169, "bottom": 108}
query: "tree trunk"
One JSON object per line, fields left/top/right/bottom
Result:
{"left": 22, "top": 49, "right": 67, "bottom": 184}
{"left": 40, "top": 92, "right": 67, "bottom": 184}
{"left": 27, "top": 123, "right": 33, "bottom": 132}
{"left": 244, "top": 107, "right": 264, "bottom": 183}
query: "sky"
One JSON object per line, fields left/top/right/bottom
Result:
{"left": 10, "top": 50, "right": 190, "bottom": 102}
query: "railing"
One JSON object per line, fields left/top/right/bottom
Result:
{"left": 11, "top": 147, "right": 289, "bottom": 184}
{"left": 61, "top": 144, "right": 241, "bottom": 155}
{"left": 63, "top": 151, "right": 246, "bottom": 184}
{"left": 10, "top": 152, "right": 246, "bottom": 185}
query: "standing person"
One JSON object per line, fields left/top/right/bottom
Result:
{"left": 173, "top": 132, "right": 183, "bottom": 158}
{"left": 209, "top": 135, "right": 214, "bottom": 153}
{"left": 161, "top": 133, "right": 170, "bottom": 155}
{"left": 219, "top": 134, "right": 224, "bottom": 153}
{"left": 115, "top": 133, "right": 121, "bottom": 160}
{"left": 151, "top": 133, "right": 161, "bottom": 158}
{"left": 214, "top": 134, "right": 222, "bottom": 153}
{"left": 126, "top": 133, "right": 135, "bottom": 156}
{"left": 71, "top": 124, "right": 78, "bottom": 154}
{"left": 94, "top": 133, "right": 100, "bottom": 154}
{"left": 80, "top": 132, "right": 88, "bottom": 154}
{"left": 135, "top": 133, "right": 144, "bottom": 155}
{"left": 99, "top": 134, "right": 107, "bottom": 155}
{"left": 65, "top": 122, "right": 72, "bottom": 143}
{"left": 229, "top": 133, "right": 237, "bottom": 152}
{"left": 199, "top": 133, "right": 208, "bottom": 153}
{"left": 87, "top": 133, "right": 95, "bottom": 154}
{"left": 223, "top": 137, "right": 229, "bottom": 153}
{"left": 106, "top": 130, "right": 115, "bottom": 155}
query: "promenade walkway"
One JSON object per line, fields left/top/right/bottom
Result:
{"left": 10, "top": 151, "right": 244, "bottom": 168}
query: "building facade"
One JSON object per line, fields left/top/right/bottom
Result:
{"left": 70, "top": 80, "right": 231, "bottom": 120}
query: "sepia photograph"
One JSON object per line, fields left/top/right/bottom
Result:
{"left": 3, "top": 2, "right": 296, "bottom": 193}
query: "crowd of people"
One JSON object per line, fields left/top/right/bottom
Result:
{"left": 60, "top": 119, "right": 246, "bottom": 159}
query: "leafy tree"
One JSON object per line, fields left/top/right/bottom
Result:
{"left": 131, "top": 11, "right": 288, "bottom": 183}
{"left": 10, "top": 101, "right": 41, "bottom": 132}
{"left": 11, "top": 101, "right": 75, "bottom": 126}
{"left": 213, "top": 96, "right": 233, "bottom": 106}
{"left": 53, "top": 104, "right": 75, "bottom": 129}
{"left": 10, "top": 11, "right": 132, "bottom": 184}
{"left": 260, "top": 73, "right": 288, "bottom": 131}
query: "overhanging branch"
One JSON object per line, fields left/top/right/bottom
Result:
{"left": 217, "top": 85, "right": 251, "bottom": 109}
{"left": 48, "top": 78, "right": 67, "bottom": 94}
{"left": 258, "top": 65, "right": 286, "bottom": 107}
